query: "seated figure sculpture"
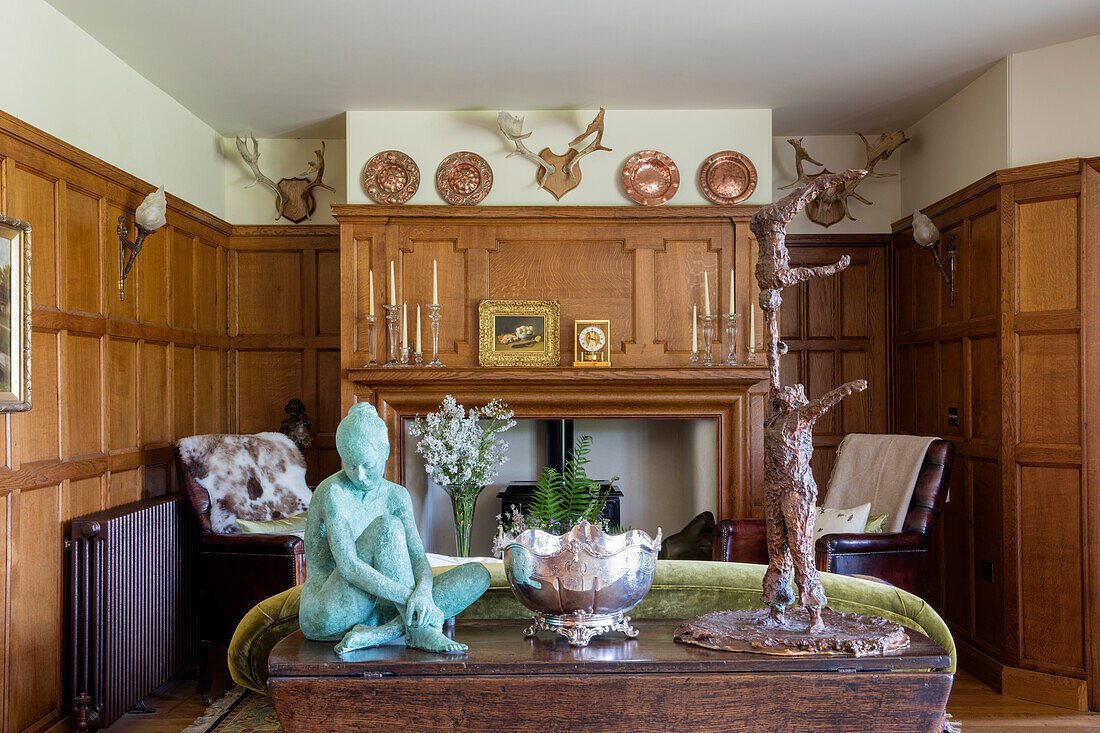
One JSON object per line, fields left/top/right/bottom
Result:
{"left": 300, "top": 402, "right": 491, "bottom": 654}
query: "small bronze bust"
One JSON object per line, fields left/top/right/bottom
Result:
{"left": 279, "top": 398, "right": 313, "bottom": 452}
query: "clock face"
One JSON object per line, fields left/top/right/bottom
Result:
{"left": 579, "top": 325, "right": 606, "bottom": 352}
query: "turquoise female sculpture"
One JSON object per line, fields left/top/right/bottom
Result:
{"left": 300, "top": 402, "right": 491, "bottom": 654}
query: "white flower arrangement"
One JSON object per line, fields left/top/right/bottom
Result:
{"left": 409, "top": 395, "right": 516, "bottom": 492}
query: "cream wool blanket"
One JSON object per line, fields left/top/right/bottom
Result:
{"left": 822, "top": 434, "right": 938, "bottom": 534}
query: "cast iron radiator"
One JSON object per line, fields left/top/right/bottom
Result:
{"left": 69, "top": 494, "right": 197, "bottom": 730}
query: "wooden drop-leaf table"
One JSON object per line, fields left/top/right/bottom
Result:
{"left": 267, "top": 619, "right": 952, "bottom": 733}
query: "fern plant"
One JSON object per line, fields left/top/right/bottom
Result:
{"left": 519, "top": 435, "right": 618, "bottom": 534}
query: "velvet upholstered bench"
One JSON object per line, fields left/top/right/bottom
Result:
{"left": 229, "top": 560, "right": 956, "bottom": 732}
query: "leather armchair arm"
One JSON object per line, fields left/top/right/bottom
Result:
{"left": 712, "top": 518, "right": 769, "bottom": 564}
{"left": 200, "top": 531, "right": 304, "bottom": 555}
{"left": 815, "top": 531, "right": 926, "bottom": 556}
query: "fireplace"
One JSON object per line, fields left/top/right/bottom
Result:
{"left": 497, "top": 419, "right": 624, "bottom": 529}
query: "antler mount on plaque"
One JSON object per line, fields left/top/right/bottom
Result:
{"left": 497, "top": 109, "right": 611, "bottom": 200}
{"left": 779, "top": 132, "right": 908, "bottom": 228}
{"left": 235, "top": 134, "right": 336, "bottom": 223}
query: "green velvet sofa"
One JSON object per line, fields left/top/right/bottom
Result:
{"left": 228, "top": 559, "right": 956, "bottom": 693}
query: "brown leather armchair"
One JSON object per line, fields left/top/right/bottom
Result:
{"left": 713, "top": 439, "right": 954, "bottom": 598}
{"left": 175, "top": 446, "right": 306, "bottom": 699}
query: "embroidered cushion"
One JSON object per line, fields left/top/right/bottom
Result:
{"left": 179, "top": 432, "right": 313, "bottom": 534}
{"left": 813, "top": 503, "right": 872, "bottom": 542}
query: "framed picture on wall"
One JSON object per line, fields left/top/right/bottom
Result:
{"left": 478, "top": 299, "right": 560, "bottom": 367}
{"left": 0, "top": 215, "right": 31, "bottom": 412}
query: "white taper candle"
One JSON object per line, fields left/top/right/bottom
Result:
{"left": 368, "top": 270, "right": 375, "bottom": 317}
{"left": 389, "top": 261, "right": 396, "bottom": 306}
{"left": 704, "top": 272, "right": 711, "bottom": 316}
{"left": 692, "top": 304, "right": 698, "bottom": 352}
{"left": 402, "top": 302, "right": 408, "bottom": 348}
{"left": 416, "top": 305, "right": 422, "bottom": 354}
{"left": 433, "top": 260, "right": 439, "bottom": 304}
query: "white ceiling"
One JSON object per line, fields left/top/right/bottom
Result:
{"left": 46, "top": 0, "right": 1100, "bottom": 138}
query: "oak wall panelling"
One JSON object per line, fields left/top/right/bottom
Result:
{"left": 227, "top": 226, "right": 341, "bottom": 485}
{"left": 0, "top": 110, "right": 232, "bottom": 733}
{"left": 336, "top": 205, "right": 772, "bottom": 523}
{"left": 892, "top": 157, "right": 1100, "bottom": 711}
{"left": 784, "top": 235, "right": 890, "bottom": 490}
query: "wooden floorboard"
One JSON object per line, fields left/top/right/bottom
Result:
{"left": 102, "top": 671, "right": 1100, "bottom": 732}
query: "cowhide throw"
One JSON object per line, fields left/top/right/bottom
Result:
{"left": 178, "top": 432, "right": 313, "bottom": 534}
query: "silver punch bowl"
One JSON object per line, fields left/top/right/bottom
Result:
{"left": 502, "top": 520, "right": 662, "bottom": 646}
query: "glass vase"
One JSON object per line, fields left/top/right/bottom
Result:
{"left": 443, "top": 484, "right": 485, "bottom": 557}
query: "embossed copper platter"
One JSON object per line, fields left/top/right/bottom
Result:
{"left": 621, "top": 150, "right": 679, "bottom": 206}
{"left": 699, "top": 150, "right": 757, "bottom": 205}
{"left": 436, "top": 151, "right": 493, "bottom": 206}
{"left": 363, "top": 150, "right": 419, "bottom": 204}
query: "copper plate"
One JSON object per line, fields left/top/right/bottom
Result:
{"left": 622, "top": 150, "right": 679, "bottom": 206}
{"left": 699, "top": 151, "right": 757, "bottom": 205}
{"left": 363, "top": 150, "right": 419, "bottom": 204}
{"left": 436, "top": 151, "right": 493, "bottom": 206}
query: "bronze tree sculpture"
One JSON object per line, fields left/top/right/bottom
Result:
{"left": 675, "top": 171, "right": 910, "bottom": 656}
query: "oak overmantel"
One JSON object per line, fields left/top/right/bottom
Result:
{"left": 339, "top": 205, "right": 768, "bottom": 519}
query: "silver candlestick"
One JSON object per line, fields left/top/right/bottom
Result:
{"left": 363, "top": 314, "right": 380, "bottom": 367}
{"left": 400, "top": 346, "right": 411, "bottom": 366}
{"left": 699, "top": 313, "right": 718, "bottom": 366}
{"left": 383, "top": 304, "right": 401, "bottom": 367}
{"left": 427, "top": 304, "right": 444, "bottom": 367}
{"left": 690, "top": 348, "right": 701, "bottom": 365}
{"left": 722, "top": 313, "right": 741, "bottom": 365}
{"left": 414, "top": 351, "right": 424, "bottom": 366}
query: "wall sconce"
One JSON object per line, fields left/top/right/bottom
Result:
{"left": 117, "top": 186, "right": 167, "bottom": 300}
{"left": 912, "top": 209, "right": 956, "bottom": 308}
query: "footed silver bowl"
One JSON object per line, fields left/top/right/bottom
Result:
{"left": 502, "top": 520, "right": 662, "bottom": 646}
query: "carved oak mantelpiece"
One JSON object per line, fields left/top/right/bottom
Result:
{"left": 337, "top": 206, "right": 770, "bottom": 519}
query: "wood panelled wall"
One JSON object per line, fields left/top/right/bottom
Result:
{"left": 785, "top": 235, "right": 890, "bottom": 490}
{"left": 227, "top": 226, "right": 341, "bottom": 485}
{"left": 893, "top": 158, "right": 1100, "bottom": 711}
{"left": 0, "top": 113, "right": 231, "bottom": 733}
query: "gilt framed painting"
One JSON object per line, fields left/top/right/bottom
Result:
{"left": 0, "top": 215, "right": 31, "bottom": 412}
{"left": 478, "top": 299, "right": 560, "bottom": 367}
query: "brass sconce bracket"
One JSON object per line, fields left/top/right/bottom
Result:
{"left": 915, "top": 233, "right": 957, "bottom": 308}
{"left": 117, "top": 217, "right": 156, "bottom": 301}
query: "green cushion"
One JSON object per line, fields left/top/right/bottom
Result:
{"left": 865, "top": 513, "right": 889, "bottom": 533}
{"left": 236, "top": 511, "right": 308, "bottom": 535}
{"left": 228, "top": 560, "right": 956, "bottom": 693}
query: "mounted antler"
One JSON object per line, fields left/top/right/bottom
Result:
{"left": 497, "top": 108, "right": 611, "bottom": 200}
{"left": 562, "top": 108, "right": 611, "bottom": 182}
{"left": 777, "top": 132, "right": 908, "bottom": 227}
{"left": 235, "top": 135, "right": 335, "bottom": 223}
{"left": 235, "top": 134, "right": 286, "bottom": 220}
{"left": 498, "top": 113, "right": 556, "bottom": 190}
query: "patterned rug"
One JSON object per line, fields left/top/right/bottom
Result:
{"left": 184, "top": 688, "right": 280, "bottom": 733}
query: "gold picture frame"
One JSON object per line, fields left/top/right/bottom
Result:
{"left": 0, "top": 215, "right": 31, "bottom": 412}
{"left": 573, "top": 319, "right": 611, "bottom": 367}
{"left": 478, "top": 299, "right": 560, "bottom": 367}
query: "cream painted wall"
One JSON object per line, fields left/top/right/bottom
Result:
{"left": 899, "top": 59, "right": 1009, "bottom": 214}
{"left": 1008, "top": 33, "right": 1100, "bottom": 166}
{"left": 3, "top": 0, "right": 225, "bottom": 217}
{"left": 345, "top": 110, "right": 772, "bottom": 207}
{"left": 404, "top": 419, "right": 717, "bottom": 556}
{"left": 772, "top": 135, "right": 900, "bottom": 235}
{"left": 222, "top": 136, "right": 347, "bottom": 225}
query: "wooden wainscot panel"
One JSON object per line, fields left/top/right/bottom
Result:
{"left": 1017, "top": 332, "right": 1081, "bottom": 446}
{"left": 170, "top": 228, "right": 196, "bottom": 330}
{"left": 196, "top": 347, "right": 228, "bottom": 435}
{"left": 62, "top": 184, "right": 104, "bottom": 316}
{"left": 64, "top": 333, "right": 104, "bottom": 459}
{"left": 12, "top": 330, "right": 61, "bottom": 465}
{"left": 1018, "top": 466, "right": 1085, "bottom": 675}
{"left": 317, "top": 250, "right": 341, "bottom": 336}
{"left": 108, "top": 467, "right": 144, "bottom": 507}
{"left": 9, "top": 485, "right": 63, "bottom": 731}
{"left": 108, "top": 337, "right": 139, "bottom": 451}
{"left": 233, "top": 250, "right": 303, "bottom": 336}
{"left": 1016, "top": 197, "right": 1079, "bottom": 314}
{"left": 138, "top": 217, "right": 170, "bottom": 326}
{"left": 235, "top": 350, "right": 304, "bottom": 434}
{"left": 653, "top": 236, "right": 725, "bottom": 357}
{"left": 399, "top": 231, "right": 470, "bottom": 360}
{"left": 195, "top": 241, "right": 219, "bottom": 333}
{"left": 173, "top": 345, "right": 196, "bottom": 440}
{"left": 7, "top": 163, "right": 59, "bottom": 309}
{"left": 971, "top": 457, "right": 1003, "bottom": 654}
{"left": 968, "top": 209, "right": 999, "bottom": 320}
{"left": 141, "top": 341, "right": 172, "bottom": 445}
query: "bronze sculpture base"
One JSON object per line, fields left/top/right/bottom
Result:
{"left": 674, "top": 608, "right": 910, "bottom": 657}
